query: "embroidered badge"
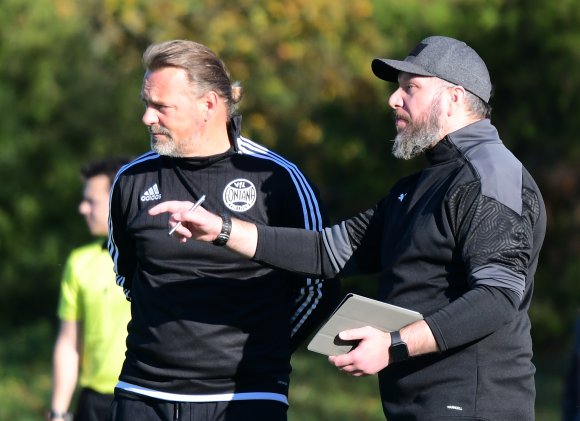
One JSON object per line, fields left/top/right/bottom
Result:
{"left": 222, "top": 179, "right": 256, "bottom": 212}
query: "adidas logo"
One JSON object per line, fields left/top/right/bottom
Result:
{"left": 140, "top": 183, "right": 162, "bottom": 201}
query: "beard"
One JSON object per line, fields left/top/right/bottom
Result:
{"left": 149, "top": 126, "right": 181, "bottom": 157}
{"left": 392, "top": 98, "right": 443, "bottom": 160}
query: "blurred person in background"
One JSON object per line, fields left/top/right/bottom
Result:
{"left": 151, "top": 36, "right": 547, "bottom": 421}
{"left": 107, "top": 40, "right": 339, "bottom": 421}
{"left": 49, "top": 157, "right": 132, "bottom": 421}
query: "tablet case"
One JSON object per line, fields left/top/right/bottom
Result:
{"left": 307, "top": 293, "right": 423, "bottom": 356}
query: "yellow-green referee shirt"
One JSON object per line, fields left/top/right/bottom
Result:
{"left": 58, "top": 240, "right": 131, "bottom": 394}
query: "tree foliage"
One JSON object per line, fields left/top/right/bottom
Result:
{"left": 0, "top": 0, "right": 578, "bottom": 348}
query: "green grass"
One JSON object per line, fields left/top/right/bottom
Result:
{"left": 289, "top": 350, "right": 384, "bottom": 421}
{"left": 0, "top": 320, "right": 54, "bottom": 421}
{"left": 0, "top": 321, "right": 566, "bottom": 420}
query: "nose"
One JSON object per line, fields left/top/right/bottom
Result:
{"left": 388, "top": 88, "right": 403, "bottom": 110}
{"left": 142, "top": 106, "right": 158, "bottom": 126}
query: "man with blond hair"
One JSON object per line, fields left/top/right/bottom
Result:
{"left": 108, "top": 40, "right": 338, "bottom": 421}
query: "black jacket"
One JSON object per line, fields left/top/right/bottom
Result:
{"left": 108, "top": 119, "right": 339, "bottom": 401}
{"left": 255, "top": 119, "right": 546, "bottom": 420}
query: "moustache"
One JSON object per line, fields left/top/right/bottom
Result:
{"left": 148, "top": 126, "right": 171, "bottom": 136}
{"left": 392, "top": 111, "right": 410, "bottom": 123}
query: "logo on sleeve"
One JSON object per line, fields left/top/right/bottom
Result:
{"left": 223, "top": 179, "right": 256, "bottom": 212}
{"left": 141, "top": 183, "right": 162, "bottom": 201}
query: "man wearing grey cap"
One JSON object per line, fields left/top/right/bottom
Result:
{"left": 150, "top": 35, "right": 546, "bottom": 420}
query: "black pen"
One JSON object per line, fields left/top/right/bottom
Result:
{"left": 168, "top": 195, "right": 206, "bottom": 236}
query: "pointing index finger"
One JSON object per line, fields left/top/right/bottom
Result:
{"left": 148, "top": 200, "right": 191, "bottom": 216}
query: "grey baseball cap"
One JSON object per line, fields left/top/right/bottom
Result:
{"left": 372, "top": 36, "right": 492, "bottom": 103}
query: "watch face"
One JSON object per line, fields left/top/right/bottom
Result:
{"left": 390, "top": 343, "right": 409, "bottom": 363}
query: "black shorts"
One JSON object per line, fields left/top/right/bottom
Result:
{"left": 75, "top": 387, "right": 115, "bottom": 421}
{"left": 108, "top": 392, "right": 288, "bottom": 421}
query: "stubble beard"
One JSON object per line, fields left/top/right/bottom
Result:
{"left": 149, "top": 126, "right": 181, "bottom": 157}
{"left": 392, "top": 100, "right": 443, "bottom": 160}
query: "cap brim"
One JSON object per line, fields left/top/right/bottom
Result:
{"left": 372, "top": 58, "right": 435, "bottom": 82}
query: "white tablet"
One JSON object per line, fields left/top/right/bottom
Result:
{"left": 307, "top": 293, "right": 423, "bottom": 356}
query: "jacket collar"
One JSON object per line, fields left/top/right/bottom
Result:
{"left": 228, "top": 114, "right": 242, "bottom": 153}
{"left": 426, "top": 119, "right": 500, "bottom": 165}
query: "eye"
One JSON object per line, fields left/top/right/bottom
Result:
{"left": 142, "top": 99, "right": 168, "bottom": 112}
{"left": 153, "top": 104, "right": 164, "bottom": 111}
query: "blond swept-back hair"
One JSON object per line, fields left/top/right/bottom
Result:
{"left": 143, "top": 40, "right": 243, "bottom": 117}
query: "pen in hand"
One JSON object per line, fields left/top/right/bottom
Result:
{"left": 168, "top": 194, "right": 206, "bottom": 236}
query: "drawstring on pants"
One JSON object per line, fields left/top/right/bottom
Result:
{"left": 173, "top": 402, "right": 181, "bottom": 420}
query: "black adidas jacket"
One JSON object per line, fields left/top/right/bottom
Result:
{"left": 254, "top": 119, "right": 546, "bottom": 420}
{"left": 108, "top": 118, "right": 339, "bottom": 402}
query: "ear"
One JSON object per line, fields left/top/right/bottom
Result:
{"left": 200, "top": 91, "right": 220, "bottom": 121}
{"left": 446, "top": 85, "right": 467, "bottom": 116}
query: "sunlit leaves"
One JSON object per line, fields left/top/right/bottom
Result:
{"left": 0, "top": 0, "right": 578, "bottom": 345}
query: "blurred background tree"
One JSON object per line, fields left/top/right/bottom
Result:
{"left": 0, "top": 0, "right": 577, "bottom": 419}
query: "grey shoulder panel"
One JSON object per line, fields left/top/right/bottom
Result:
{"left": 465, "top": 143, "right": 523, "bottom": 215}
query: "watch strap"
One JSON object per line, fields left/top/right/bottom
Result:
{"left": 389, "top": 330, "right": 410, "bottom": 363}
{"left": 212, "top": 213, "right": 232, "bottom": 246}
{"left": 391, "top": 330, "right": 403, "bottom": 345}
{"left": 49, "top": 410, "right": 71, "bottom": 420}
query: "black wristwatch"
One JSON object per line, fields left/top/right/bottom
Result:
{"left": 389, "top": 330, "right": 409, "bottom": 363}
{"left": 212, "top": 213, "right": 232, "bottom": 246}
